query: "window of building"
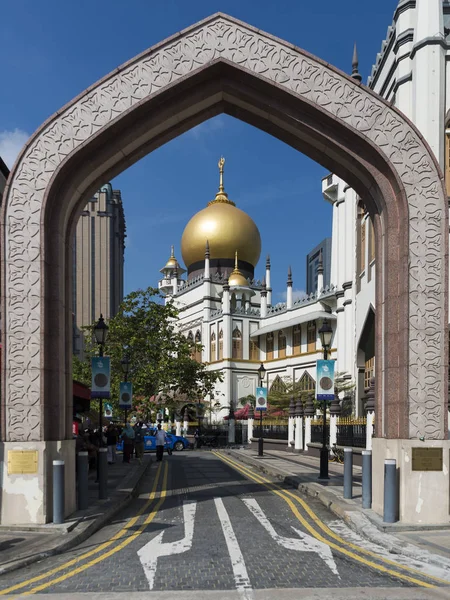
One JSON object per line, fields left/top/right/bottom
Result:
{"left": 218, "top": 329, "right": 223, "bottom": 360}
{"left": 297, "top": 371, "right": 316, "bottom": 393}
{"left": 364, "top": 356, "right": 375, "bottom": 389}
{"left": 266, "top": 332, "right": 274, "bottom": 360}
{"left": 250, "top": 336, "right": 259, "bottom": 361}
{"left": 360, "top": 219, "right": 366, "bottom": 274}
{"left": 270, "top": 375, "right": 286, "bottom": 394}
{"left": 307, "top": 321, "right": 316, "bottom": 352}
{"left": 293, "top": 325, "right": 301, "bottom": 355}
{"left": 187, "top": 331, "right": 195, "bottom": 359}
{"left": 232, "top": 327, "right": 242, "bottom": 359}
{"left": 369, "top": 218, "right": 375, "bottom": 264}
{"left": 278, "top": 330, "right": 286, "bottom": 358}
{"left": 194, "top": 330, "right": 202, "bottom": 363}
{"left": 210, "top": 331, "right": 216, "bottom": 361}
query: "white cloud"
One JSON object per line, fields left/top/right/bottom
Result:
{"left": 0, "top": 129, "right": 29, "bottom": 169}
{"left": 188, "top": 117, "right": 225, "bottom": 139}
{"left": 277, "top": 288, "right": 307, "bottom": 302}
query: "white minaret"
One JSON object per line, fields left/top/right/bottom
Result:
{"left": 413, "top": 0, "right": 445, "bottom": 166}
{"left": 317, "top": 250, "right": 324, "bottom": 296}
{"left": 265, "top": 255, "right": 272, "bottom": 306}
{"left": 286, "top": 265, "right": 293, "bottom": 309}
{"left": 202, "top": 240, "right": 212, "bottom": 327}
{"left": 260, "top": 278, "right": 267, "bottom": 318}
{"left": 204, "top": 240, "right": 210, "bottom": 280}
{"left": 158, "top": 245, "right": 186, "bottom": 297}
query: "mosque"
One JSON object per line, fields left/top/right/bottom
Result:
{"left": 157, "top": 0, "right": 449, "bottom": 423}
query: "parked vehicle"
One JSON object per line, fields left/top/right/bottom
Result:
{"left": 116, "top": 432, "right": 190, "bottom": 453}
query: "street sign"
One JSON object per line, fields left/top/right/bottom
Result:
{"left": 316, "top": 359, "right": 335, "bottom": 401}
{"left": 255, "top": 386, "right": 268, "bottom": 411}
{"left": 119, "top": 381, "right": 133, "bottom": 409}
{"left": 91, "top": 357, "right": 111, "bottom": 398}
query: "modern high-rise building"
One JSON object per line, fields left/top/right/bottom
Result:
{"left": 305, "top": 238, "right": 331, "bottom": 295}
{"left": 73, "top": 183, "right": 125, "bottom": 355}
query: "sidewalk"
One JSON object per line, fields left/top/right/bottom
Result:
{"left": 223, "top": 447, "right": 450, "bottom": 569}
{"left": 0, "top": 454, "right": 151, "bottom": 575}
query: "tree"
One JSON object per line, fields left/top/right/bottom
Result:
{"left": 74, "top": 286, "right": 222, "bottom": 418}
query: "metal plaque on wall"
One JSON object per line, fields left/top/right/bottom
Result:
{"left": 8, "top": 450, "right": 38, "bottom": 475}
{"left": 411, "top": 447, "right": 443, "bottom": 471}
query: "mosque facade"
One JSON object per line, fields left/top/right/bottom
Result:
{"left": 156, "top": 0, "right": 450, "bottom": 423}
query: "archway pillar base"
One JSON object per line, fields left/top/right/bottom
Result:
{"left": 0, "top": 440, "right": 75, "bottom": 525}
{"left": 372, "top": 438, "right": 450, "bottom": 525}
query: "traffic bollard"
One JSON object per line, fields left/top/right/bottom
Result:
{"left": 53, "top": 460, "right": 65, "bottom": 524}
{"left": 383, "top": 458, "right": 398, "bottom": 523}
{"left": 362, "top": 450, "right": 372, "bottom": 509}
{"left": 77, "top": 451, "right": 89, "bottom": 510}
{"left": 343, "top": 448, "right": 353, "bottom": 499}
{"left": 98, "top": 448, "right": 108, "bottom": 500}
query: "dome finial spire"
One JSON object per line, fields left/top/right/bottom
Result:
{"left": 170, "top": 245, "right": 174, "bottom": 258}
{"left": 234, "top": 250, "right": 238, "bottom": 270}
{"left": 218, "top": 156, "right": 225, "bottom": 193}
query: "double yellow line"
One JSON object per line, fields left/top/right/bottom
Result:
{"left": 0, "top": 461, "right": 168, "bottom": 596}
{"left": 213, "top": 451, "right": 450, "bottom": 589}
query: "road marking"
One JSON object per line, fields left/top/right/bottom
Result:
{"left": 0, "top": 461, "right": 168, "bottom": 596}
{"left": 138, "top": 501, "right": 197, "bottom": 589}
{"left": 214, "top": 497, "right": 253, "bottom": 600}
{"left": 213, "top": 451, "right": 444, "bottom": 589}
{"left": 242, "top": 497, "right": 339, "bottom": 577}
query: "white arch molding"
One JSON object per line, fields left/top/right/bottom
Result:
{"left": 1, "top": 14, "right": 448, "bottom": 524}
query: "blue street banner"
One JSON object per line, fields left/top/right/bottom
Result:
{"left": 119, "top": 381, "right": 133, "bottom": 409}
{"left": 104, "top": 403, "right": 113, "bottom": 418}
{"left": 91, "top": 357, "right": 111, "bottom": 399}
{"left": 255, "top": 386, "right": 268, "bottom": 411}
{"left": 316, "top": 359, "right": 335, "bottom": 401}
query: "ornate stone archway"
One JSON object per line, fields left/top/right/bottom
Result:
{"left": 1, "top": 13, "right": 448, "bottom": 524}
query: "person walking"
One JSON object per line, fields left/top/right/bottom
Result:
{"left": 155, "top": 424, "right": 168, "bottom": 462}
{"left": 121, "top": 423, "right": 135, "bottom": 463}
{"left": 134, "top": 422, "right": 145, "bottom": 464}
{"left": 106, "top": 424, "right": 118, "bottom": 464}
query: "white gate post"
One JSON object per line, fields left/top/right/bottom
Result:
{"left": 365, "top": 377, "right": 376, "bottom": 450}
{"left": 329, "top": 394, "right": 341, "bottom": 452}
{"left": 294, "top": 398, "right": 303, "bottom": 452}
{"left": 176, "top": 419, "right": 182, "bottom": 436}
{"left": 303, "top": 394, "right": 315, "bottom": 452}
{"left": 247, "top": 405, "right": 254, "bottom": 443}
{"left": 288, "top": 398, "right": 296, "bottom": 448}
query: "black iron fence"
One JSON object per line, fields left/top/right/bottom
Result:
{"left": 310, "top": 421, "right": 329, "bottom": 445}
{"left": 253, "top": 424, "right": 288, "bottom": 440}
{"left": 336, "top": 419, "right": 366, "bottom": 448}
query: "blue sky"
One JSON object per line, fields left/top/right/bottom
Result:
{"left": 0, "top": 0, "right": 398, "bottom": 299}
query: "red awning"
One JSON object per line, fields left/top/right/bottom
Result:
{"left": 73, "top": 380, "right": 91, "bottom": 400}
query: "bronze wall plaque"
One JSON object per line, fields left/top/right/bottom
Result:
{"left": 7, "top": 450, "right": 38, "bottom": 475}
{"left": 411, "top": 447, "right": 443, "bottom": 471}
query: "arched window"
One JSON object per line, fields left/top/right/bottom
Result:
{"left": 195, "top": 330, "right": 202, "bottom": 363}
{"left": 249, "top": 336, "right": 259, "bottom": 360}
{"left": 232, "top": 327, "right": 242, "bottom": 359}
{"left": 364, "top": 356, "right": 375, "bottom": 389}
{"left": 210, "top": 331, "right": 216, "bottom": 361}
{"left": 187, "top": 331, "right": 195, "bottom": 359}
{"left": 307, "top": 321, "right": 316, "bottom": 352}
{"left": 298, "top": 371, "right": 315, "bottom": 393}
{"left": 266, "top": 332, "right": 274, "bottom": 360}
{"left": 278, "top": 330, "right": 286, "bottom": 358}
{"left": 293, "top": 325, "right": 301, "bottom": 355}
{"left": 218, "top": 329, "right": 223, "bottom": 360}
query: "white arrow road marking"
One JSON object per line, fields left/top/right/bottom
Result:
{"left": 242, "top": 497, "right": 339, "bottom": 577}
{"left": 214, "top": 497, "right": 254, "bottom": 600}
{"left": 137, "top": 501, "right": 197, "bottom": 590}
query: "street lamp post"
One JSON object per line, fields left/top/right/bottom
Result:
{"left": 93, "top": 314, "right": 108, "bottom": 443}
{"left": 257, "top": 362, "right": 266, "bottom": 457}
{"left": 318, "top": 318, "right": 333, "bottom": 480}
{"left": 121, "top": 354, "right": 130, "bottom": 424}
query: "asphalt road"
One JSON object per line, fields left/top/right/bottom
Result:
{"left": 0, "top": 451, "right": 449, "bottom": 599}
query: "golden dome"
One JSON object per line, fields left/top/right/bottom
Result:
{"left": 228, "top": 252, "right": 249, "bottom": 287}
{"left": 181, "top": 158, "right": 261, "bottom": 268}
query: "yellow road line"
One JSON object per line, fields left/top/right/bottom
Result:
{"left": 214, "top": 451, "right": 447, "bottom": 589}
{"left": 0, "top": 461, "right": 165, "bottom": 596}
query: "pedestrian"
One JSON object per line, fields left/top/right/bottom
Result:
{"left": 106, "top": 424, "right": 118, "bottom": 464}
{"left": 194, "top": 428, "right": 202, "bottom": 449}
{"left": 155, "top": 424, "right": 168, "bottom": 462}
{"left": 121, "top": 422, "right": 135, "bottom": 463}
{"left": 134, "top": 422, "right": 145, "bottom": 464}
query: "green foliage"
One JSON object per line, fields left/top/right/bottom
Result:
{"left": 74, "top": 286, "right": 222, "bottom": 418}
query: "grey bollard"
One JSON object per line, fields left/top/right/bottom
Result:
{"left": 77, "top": 451, "right": 89, "bottom": 510}
{"left": 98, "top": 448, "right": 108, "bottom": 500}
{"left": 362, "top": 450, "right": 372, "bottom": 509}
{"left": 53, "top": 460, "right": 65, "bottom": 524}
{"left": 343, "top": 448, "right": 353, "bottom": 499}
{"left": 383, "top": 458, "right": 398, "bottom": 523}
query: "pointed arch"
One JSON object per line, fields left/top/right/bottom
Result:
{"left": 218, "top": 329, "right": 224, "bottom": 361}
{"left": 232, "top": 326, "right": 242, "bottom": 359}
{"left": 298, "top": 371, "right": 316, "bottom": 394}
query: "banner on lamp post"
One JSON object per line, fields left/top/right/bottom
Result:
{"left": 104, "top": 403, "right": 113, "bottom": 418}
{"left": 316, "top": 359, "right": 335, "bottom": 401}
{"left": 91, "top": 357, "right": 111, "bottom": 398}
{"left": 119, "top": 382, "right": 133, "bottom": 409}
{"left": 255, "top": 387, "right": 268, "bottom": 411}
